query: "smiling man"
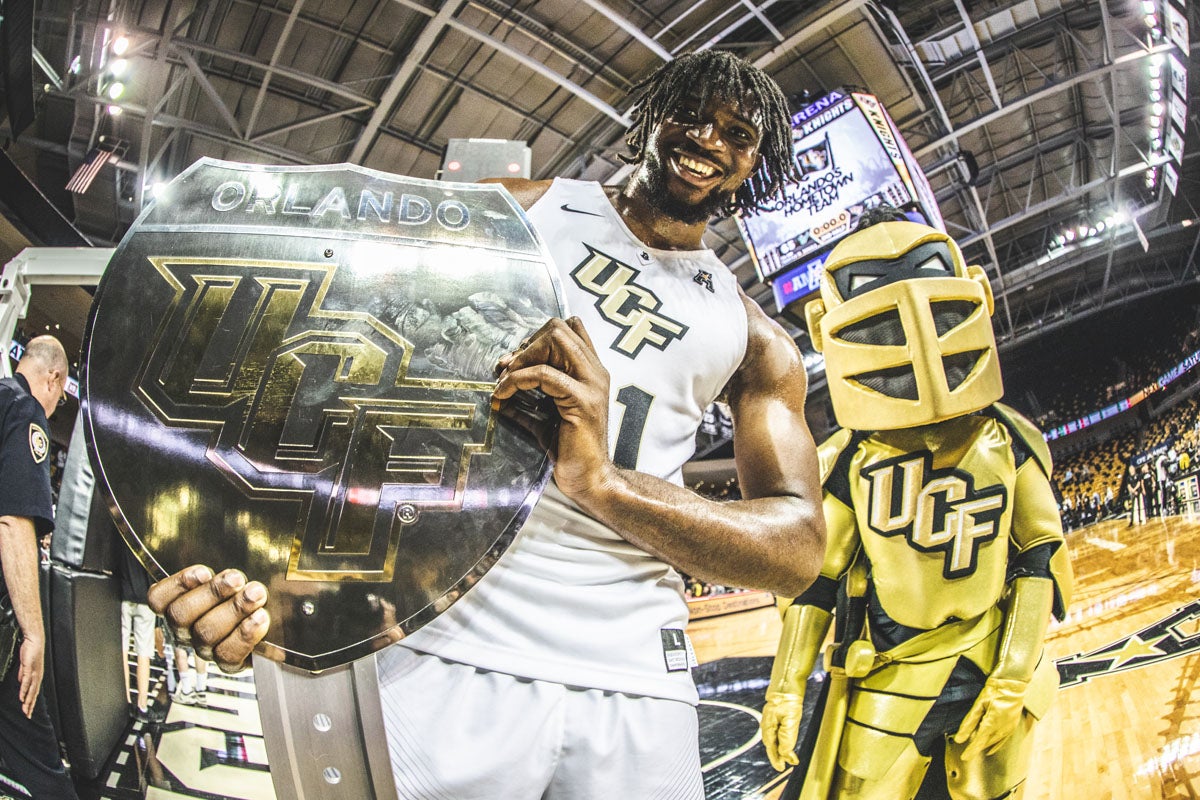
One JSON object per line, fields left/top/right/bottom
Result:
{"left": 151, "top": 50, "right": 826, "bottom": 799}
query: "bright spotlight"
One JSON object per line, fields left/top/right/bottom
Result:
{"left": 112, "top": 36, "right": 130, "bottom": 56}
{"left": 106, "top": 81, "right": 125, "bottom": 100}
{"left": 109, "top": 59, "right": 128, "bottom": 77}
{"left": 106, "top": 104, "right": 122, "bottom": 116}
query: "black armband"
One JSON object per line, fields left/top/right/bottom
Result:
{"left": 793, "top": 574, "right": 838, "bottom": 612}
{"left": 1007, "top": 541, "right": 1058, "bottom": 582}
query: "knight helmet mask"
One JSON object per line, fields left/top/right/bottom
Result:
{"left": 805, "top": 220, "right": 1003, "bottom": 431}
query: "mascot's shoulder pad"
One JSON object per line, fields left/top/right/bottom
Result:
{"left": 990, "top": 402, "right": 1052, "bottom": 474}
{"left": 818, "top": 428, "right": 857, "bottom": 483}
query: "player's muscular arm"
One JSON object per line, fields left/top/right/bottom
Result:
{"left": 494, "top": 294, "right": 826, "bottom": 597}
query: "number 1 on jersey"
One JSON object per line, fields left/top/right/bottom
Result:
{"left": 613, "top": 385, "right": 654, "bottom": 470}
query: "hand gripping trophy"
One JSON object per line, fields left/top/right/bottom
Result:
{"left": 760, "top": 209, "right": 1073, "bottom": 799}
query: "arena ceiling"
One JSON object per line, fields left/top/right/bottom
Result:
{"left": 3, "top": 0, "right": 1199, "bottom": 382}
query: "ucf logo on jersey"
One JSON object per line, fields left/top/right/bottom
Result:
{"left": 861, "top": 452, "right": 1008, "bottom": 579}
{"left": 570, "top": 246, "right": 688, "bottom": 357}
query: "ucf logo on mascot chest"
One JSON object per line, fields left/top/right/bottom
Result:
{"left": 861, "top": 452, "right": 1007, "bottom": 579}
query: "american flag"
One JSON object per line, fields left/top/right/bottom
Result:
{"left": 65, "top": 144, "right": 116, "bottom": 194}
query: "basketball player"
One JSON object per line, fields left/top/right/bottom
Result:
{"left": 760, "top": 209, "right": 1072, "bottom": 799}
{"left": 150, "top": 50, "right": 826, "bottom": 798}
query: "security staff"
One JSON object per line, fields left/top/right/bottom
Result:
{"left": 0, "top": 335, "right": 79, "bottom": 799}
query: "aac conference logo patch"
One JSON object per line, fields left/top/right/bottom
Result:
{"left": 28, "top": 423, "right": 48, "bottom": 464}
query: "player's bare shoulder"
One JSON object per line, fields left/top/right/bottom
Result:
{"left": 730, "top": 288, "right": 808, "bottom": 398}
{"left": 478, "top": 177, "right": 554, "bottom": 210}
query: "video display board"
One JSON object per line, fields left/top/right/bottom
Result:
{"left": 737, "top": 89, "right": 943, "bottom": 299}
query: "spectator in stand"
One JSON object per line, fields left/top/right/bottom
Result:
{"left": 1105, "top": 485, "right": 1115, "bottom": 516}
{"left": 1181, "top": 449, "right": 1192, "bottom": 473}
{"left": 1130, "top": 466, "right": 1147, "bottom": 526}
{"left": 1144, "top": 465, "right": 1160, "bottom": 518}
{"left": 1156, "top": 455, "right": 1172, "bottom": 515}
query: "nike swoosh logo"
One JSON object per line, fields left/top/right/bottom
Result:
{"left": 561, "top": 203, "right": 604, "bottom": 217}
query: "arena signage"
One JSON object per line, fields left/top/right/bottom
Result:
{"left": 736, "top": 88, "right": 942, "bottom": 289}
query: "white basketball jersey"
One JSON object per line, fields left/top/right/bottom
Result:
{"left": 390, "top": 178, "right": 748, "bottom": 703}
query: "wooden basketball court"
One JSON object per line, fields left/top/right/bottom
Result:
{"left": 86, "top": 514, "right": 1200, "bottom": 799}
{"left": 687, "top": 514, "right": 1200, "bottom": 799}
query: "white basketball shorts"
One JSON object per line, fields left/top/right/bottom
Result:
{"left": 376, "top": 646, "right": 704, "bottom": 800}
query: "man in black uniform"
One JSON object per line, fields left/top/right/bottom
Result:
{"left": 0, "top": 335, "right": 79, "bottom": 799}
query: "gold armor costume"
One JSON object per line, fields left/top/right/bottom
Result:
{"left": 762, "top": 220, "right": 1073, "bottom": 799}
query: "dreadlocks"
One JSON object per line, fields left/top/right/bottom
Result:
{"left": 851, "top": 203, "right": 911, "bottom": 232}
{"left": 621, "top": 50, "right": 800, "bottom": 217}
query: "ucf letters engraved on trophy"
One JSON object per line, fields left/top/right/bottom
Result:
{"left": 83, "top": 159, "right": 564, "bottom": 671}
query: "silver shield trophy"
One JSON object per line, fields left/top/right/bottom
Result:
{"left": 83, "top": 158, "right": 563, "bottom": 670}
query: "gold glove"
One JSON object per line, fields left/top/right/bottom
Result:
{"left": 952, "top": 576, "right": 1054, "bottom": 760}
{"left": 761, "top": 691, "right": 805, "bottom": 771}
{"left": 952, "top": 676, "right": 1028, "bottom": 760}
{"left": 761, "top": 604, "right": 832, "bottom": 771}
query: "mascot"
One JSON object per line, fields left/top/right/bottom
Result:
{"left": 760, "top": 209, "right": 1073, "bottom": 799}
